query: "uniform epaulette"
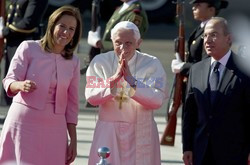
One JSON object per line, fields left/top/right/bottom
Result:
{"left": 132, "top": 15, "right": 143, "bottom": 28}
{"left": 132, "top": 4, "right": 143, "bottom": 27}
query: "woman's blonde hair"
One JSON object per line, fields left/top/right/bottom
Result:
{"left": 41, "top": 5, "right": 82, "bottom": 59}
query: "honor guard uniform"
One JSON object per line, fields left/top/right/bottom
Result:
{"left": 175, "top": 0, "right": 229, "bottom": 76}
{"left": 88, "top": 0, "right": 149, "bottom": 53}
{"left": 171, "top": 0, "right": 228, "bottom": 104}
{"left": 0, "top": 0, "right": 48, "bottom": 106}
{"left": 102, "top": 0, "right": 148, "bottom": 52}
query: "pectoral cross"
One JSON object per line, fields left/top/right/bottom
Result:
{"left": 115, "top": 84, "right": 128, "bottom": 109}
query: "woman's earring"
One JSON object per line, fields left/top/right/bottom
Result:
{"left": 70, "top": 40, "right": 73, "bottom": 46}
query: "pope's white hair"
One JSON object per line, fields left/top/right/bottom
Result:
{"left": 110, "top": 21, "right": 141, "bottom": 41}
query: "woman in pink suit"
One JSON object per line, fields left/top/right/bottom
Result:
{"left": 0, "top": 5, "right": 82, "bottom": 165}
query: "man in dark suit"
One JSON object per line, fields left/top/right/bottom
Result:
{"left": 171, "top": 0, "right": 228, "bottom": 76}
{"left": 182, "top": 17, "right": 250, "bottom": 165}
{"left": 171, "top": 0, "right": 229, "bottom": 111}
{"left": 0, "top": 0, "right": 48, "bottom": 106}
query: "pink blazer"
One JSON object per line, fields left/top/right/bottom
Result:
{"left": 2, "top": 40, "right": 80, "bottom": 124}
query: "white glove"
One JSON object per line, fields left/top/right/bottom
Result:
{"left": 87, "top": 26, "right": 101, "bottom": 48}
{"left": 171, "top": 52, "right": 185, "bottom": 73}
{"left": 0, "top": 17, "right": 4, "bottom": 38}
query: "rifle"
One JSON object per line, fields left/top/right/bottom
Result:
{"left": 88, "top": 0, "right": 102, "bottom": 62}
{"left": 0, "top": 0, "right": 6, "bottom": 62}
{"left": 160, "top": 0, "right": 185, "bottom": 146}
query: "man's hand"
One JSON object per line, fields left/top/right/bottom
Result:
{"left": 171, "top": 59, "right": 185, "bottom": 73}
{"left": 0, "top": 16, "right": 4, "bottom": 38}
{"left": 183, "top": 151, "right": 193, "bottom": 165}
{"left": 110, "top": 59, "right": 125, "bottom": 88}
{"left": 87, "top": 26, "right": 101, "bottom": 48}
{"left": 118, "top": 51, "right": 136, "bottom": 87}
{"left": 171, "top": 52, "right": 185, "bottom": 73}
{"left": 122, "top": 56, "right": 134, "bottom": 82}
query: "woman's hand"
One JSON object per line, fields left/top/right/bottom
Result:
{"left": 20, "top": 80, "right": 37, "bottom": 92}
{"left": 66, "top": 140, "right": 77, "bottom": 164}
{"left": 66, "top": 123, "right": 77, "bottom": 164}
{"left": 9, "top": 80, "right": 37, "bottom": 94}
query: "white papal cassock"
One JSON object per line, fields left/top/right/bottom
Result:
{"left": 85, "top": 50, "right": 168, "bottom": 165}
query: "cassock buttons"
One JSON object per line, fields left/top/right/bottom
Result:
{"left": 192, "top": 40, "right": 196, "bottom": 45}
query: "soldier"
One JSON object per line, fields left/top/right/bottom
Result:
{"left": 0, "top": 0, "right": 48, "bottom": 106}
{"left": 87, "top": 0, "right": 148, "bottom": 58}
{"left": 171, "top": 0, "right": 228, "bottom": 107}
{"left": 171, "top": 0, "right": 228, "bottom": 76}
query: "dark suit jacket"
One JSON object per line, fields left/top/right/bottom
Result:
{"left": 181, "top": 25, "right": 208, "bottom": 77}
{"left": 2, "top": 0, "right": 48, "bottom": 70}
{"left": 3, "top": 0, "right": 48, "bottom": 40}
{"left": 183, "top": 52, "right": 250, "bottom": 165}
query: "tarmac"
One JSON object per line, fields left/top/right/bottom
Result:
{"left": 0, "top": 106, "right": 183, "bottom": 165}
{"left": 0, "top": 20, "right": 184, "bottom": 164}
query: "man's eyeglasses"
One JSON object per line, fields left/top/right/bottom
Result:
{"left": 201, "top": 32, "right": 219, "bottom": 41}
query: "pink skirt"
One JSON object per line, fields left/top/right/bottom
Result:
{"left": 0, "top": 102, "right": 67, "bottom": 165}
